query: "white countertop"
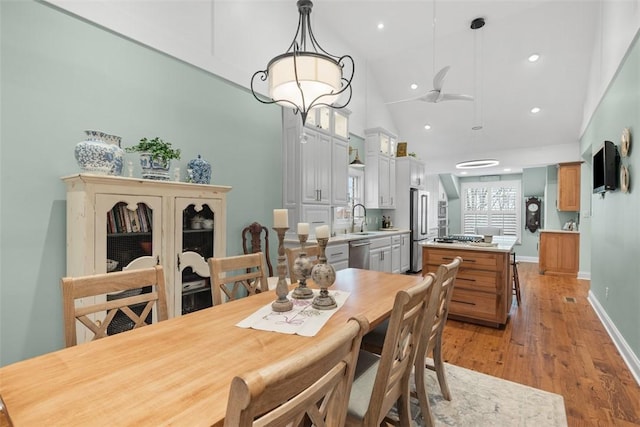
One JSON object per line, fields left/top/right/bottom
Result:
{"left": 285, "top": 229, "right": 411, "bottom": 245}
{"left": 422, "top": 235, "right": 517, "bottom": 253}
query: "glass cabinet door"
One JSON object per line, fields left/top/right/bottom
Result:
{"left": 175, "top": 198, "right": 221, "bottom": 316}
{"left": 95, "top": 194, "right": 163, "bottom": 336}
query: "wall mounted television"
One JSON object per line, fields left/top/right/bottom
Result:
{"left": 592, "top": 140, "right": 620, "bottom": 194}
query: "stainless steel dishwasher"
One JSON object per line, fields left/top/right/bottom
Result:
{"left": 349, "top": 239, "right": 371, "bottom": 269}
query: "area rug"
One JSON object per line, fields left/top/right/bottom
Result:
{"left": 390, "top": 361, "right": 567, "bottom": 426}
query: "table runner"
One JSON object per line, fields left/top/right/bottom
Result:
{"left": 236, "top": 290, "right": 350, "bottom": 337}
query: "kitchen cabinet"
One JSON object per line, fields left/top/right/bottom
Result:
{"left": 301, "top": 131, "right": 331, "bottom": 204}
{"left": 539, "top": 231, "right": 579, "bottom": 276}
{"left": 369, "top": 236, "right": 392, "bottom": 273}
{"left": 391, "top": 235, "right": 401, "bottom": 273}
{"left": 423, "top": 245, "right": 512, "bottom": 328}
{"left": 365, "top": 127, "right": 397, "bottom": 209}
{"left": 282, "top": 108, "right": 350, "bottom": 233}
{"left": 557, "top": 162, "right": 581, "bottom": 211}
{"left": 325, "top": 242, "right": 349, "bottom": 271}
{"left": 396, "top": 156, "right": 426, "bottom": 190}
{"left": 400, "top": 232, "right": 410, "bottom": 272}
{"left": 62, "top": 174, "right": 231, "bottom": 343}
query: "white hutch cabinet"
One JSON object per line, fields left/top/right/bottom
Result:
{"left": 282, "top": 107, "right": 350, "bottom": 236}
{"left": 365, "top": 127, "right": 397, "bottom": 209}
{"left": 62, "top": 174, "right": 230, "bottom": 343}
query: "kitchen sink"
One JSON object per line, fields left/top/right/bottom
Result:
{"left": 350, "top": 231, "right": 375, "bottom": 236}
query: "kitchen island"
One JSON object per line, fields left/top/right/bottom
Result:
{"left": 422, "top": 236, "right": 517, "bottom": 328}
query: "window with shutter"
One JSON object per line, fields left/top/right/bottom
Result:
{"left": 461, "top": 180, "right": 521, "bottom": 242}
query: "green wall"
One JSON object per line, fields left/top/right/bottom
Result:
{"left": 0, "top": 1, "right": 282, "bottom": 365}
{"left": 581, "top": 32, "right": 640, "bottom": 357}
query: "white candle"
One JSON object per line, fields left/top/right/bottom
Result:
{"left": 297, "top": 222, "right": 309, "bottom": 235}
{"left": 315, "top": 225, "right": 330, "bottom": 239}
{"left": 273, "top": 209, "right": 288, "bottom": 228}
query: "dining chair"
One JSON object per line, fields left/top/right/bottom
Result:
{"left": 0, "top": 394, "right": 13, "bottom": 427}
{"left": 224, "top": 316, "right": 369, "bottom": 427}
{"left": 61, "top": 265, "right": 168, "bottom": 348}
{"left": 345, "top": 275, "right": 433, "bottom": 427}
{"left": 360, "top": 256, "right": 462, "bottom": 427}
{"left": 241, "top": 222, "right": 273, "bottom": 277}
{"left": 285, "top": 245, "right": 321, "bottom": 281}
{"left": 207, "top": 252, "right": 269, "bottom": 305}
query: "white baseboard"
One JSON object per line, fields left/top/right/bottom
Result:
{"left": 578, "top": 271, "right": 591, "bottom": 280}
{"left": 588, "top": 291, "right": 640, "bottom": 386}
{"left": 516, "top": 256, "right": 538, "bottom": 263}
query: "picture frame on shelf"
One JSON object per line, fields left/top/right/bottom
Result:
{"left": 396, "top": 142, "right": 407, "bottom": 157}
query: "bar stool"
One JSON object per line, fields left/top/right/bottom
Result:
{"left": 512, "top": 252, "right": 522, "bottom": 306}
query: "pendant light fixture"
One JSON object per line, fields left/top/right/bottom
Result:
{"left": 349, "top": 147, "right": 365, "bottom": 168}
{"left": 251, "top": 0, "right": 354, "bottom": 127}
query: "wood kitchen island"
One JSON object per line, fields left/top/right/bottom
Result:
{"left": 422, "top": 236, "right": 517, "bottom": 328}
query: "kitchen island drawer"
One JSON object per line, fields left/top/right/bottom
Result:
{"left": 426, "top": 248, "right": 500, "bottom": 271}
{"left": 449, "top": 288, "right": 499, "bottom": 323}
{"left": 454, "top": 268, "right": 500, "bottom": 293}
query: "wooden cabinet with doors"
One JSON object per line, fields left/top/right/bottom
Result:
{"left": 62, "top": 174, "right": 230, "bottom": 343}
{"left": 557, "top": 162, "right": 581, "bottom": 211}
{"left": 539, "top": 230, "right": 579, "bottom": 276}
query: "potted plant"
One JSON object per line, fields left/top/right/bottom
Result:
{"left": 126, "top": 137, "right": 181, "bottom": 180}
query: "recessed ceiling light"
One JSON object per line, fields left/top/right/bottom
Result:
{"left": 424, "top": 124, "right": 431, "bottom": 130}
{"left": 460, "top": 171, "right": 468, "bottom": 175}
{"left": 528, "top": 53, "right": 540, "bottom": 62}
{"left": 531, "top": 107, "right": 541, "bottom": 114}
{"left": 456, "top": 159, "right": 500, "bottom": 169}
{"left": 410, "top": 83, "right": 418, "bottom": 90}
{"left": 377, "top": 22, "right": 385, "bottom": 30}
{"left": 504, "top": 168, "right": 512, "bottom": 172}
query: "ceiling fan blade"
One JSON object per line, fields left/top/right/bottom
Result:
{"left": 439, "top": 93, "right": 474, "bottom": 102}
{"left": 432, "top": 65, "right": 450, "bottom": 91}
{"left": 421, "top": 91, "right": 441, "bottom": 103}
{"left": 384, "top": 95, "right": 425, "bottom": 105}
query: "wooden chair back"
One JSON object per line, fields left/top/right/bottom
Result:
{"left": 61, "top": 265, "right": 168, "bottom": 348}
{"left": 224, "top": 316, "right": 369, "bottom": 427}
{"left": 0, "top": 394, "right": 13, "bottom": 427}
{"left": 347, "top": 275, "right": 433, "bottom": 426}
{"left": 241, "top": 222, "right": 273, "bottom": 277}
{"left": 414, "top": 255, "right": 462, "bottom": 425}
{"left": 208, "top": 252, "right": 269, "bottom": 305}
{"left": 285, "top": 245, "right": 321, "bottom": 280}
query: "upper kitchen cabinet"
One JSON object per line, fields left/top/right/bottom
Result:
{"left": 397, "top": 156, "right": 426, "bottom": 190}
{"left": 365, "top": 127, "right": 397, "bottom": 209}
{"left": 557, "top": 162, "right": 581, "bottom": 211}
{"left": 282, "top": 108, "right": 350, "bottom": 232}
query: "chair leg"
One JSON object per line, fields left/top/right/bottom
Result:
{"left": 432, "top": 335, "right": 452, "bottom": 401}
{"left": 414, "top": 359, "right": 435, "bottom": 427}
{"left": 513, "top": 262, "right": 522, "bottom": 306}
{"left": 396, "top": 384, "right": 414, "bottom": 427}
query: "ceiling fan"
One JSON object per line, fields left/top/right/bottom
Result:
{"left": 386, "top": 0, "right": 473, "bottom": 105}
{"left": 386, "top": 65, "right": 474, "bottom": 105}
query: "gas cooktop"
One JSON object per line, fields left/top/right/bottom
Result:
{"left": 434, "top": 235, "right": 482, "bottom": 244}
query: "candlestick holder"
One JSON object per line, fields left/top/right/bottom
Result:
{"left": 311, "top": 237, "right": 337, "bottom": 310}
{"left": 292, "top": 234, "right": 314, "bottom": 299}
{"left": 271, "top": 227, "right": 294, "bottom": 312}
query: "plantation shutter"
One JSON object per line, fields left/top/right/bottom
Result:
{"left": 462, "top": 180, "right": 521, "bottom": 241}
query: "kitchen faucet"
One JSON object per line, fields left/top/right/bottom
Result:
{"left": 351, "top": 203, "right": 367, "bottom": 232}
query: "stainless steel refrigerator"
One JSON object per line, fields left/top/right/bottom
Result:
{"left": 410, "top": 188, "right": 429, "bottom": 272}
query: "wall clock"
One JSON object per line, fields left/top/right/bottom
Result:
{"left": 525, "top": 197, "right": 542, "bottom": 233}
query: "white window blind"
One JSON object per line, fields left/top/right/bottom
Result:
{"left": 461, "top": 180, "right": 521, "bottom": 241}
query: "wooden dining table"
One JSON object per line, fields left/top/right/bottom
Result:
{"left": 0, "top": 268, "right": 421, "bottom": 426}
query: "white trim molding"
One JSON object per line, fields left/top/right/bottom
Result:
{"left": 588, "top": 291, "right": 640, "bottom": 386}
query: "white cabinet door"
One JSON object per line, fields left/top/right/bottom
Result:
{"left": 381, "top": 247, "right": 392, "bottom": 273}
{"left": 301, "top": 131, "right": 331, "bottom": 204}
{"left": 392, "top": 243, "right": 401, "bottom": 273}
{"left": 388, "top": 158, "right": 396, "bottom": 208}
{"left": 369, "top": 248, "right": 382, "bottom": 272}
{"left": 331, "top": 138, "right": 349, "bottom": 205}
{"left": 378, "top": 155, "right": 390, "bottom": 207}
{"left": 400, "top": 233, "right": 410, "bottom": 273}
{"left": 301, "top": 205, "right": 331, "bottom": 232}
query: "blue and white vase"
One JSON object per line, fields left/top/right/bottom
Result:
{"left": 187, "top": 154, "right": 211, "bottom": 184}
{"left": 139, "top": 153, "right": 171, "bottom": 181}
{"left": 75, "top": 130, "right": 124, "bottom": 175}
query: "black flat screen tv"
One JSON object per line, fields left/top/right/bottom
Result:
{"left": 593, "top": 140, "right": 620, "bottom": 194}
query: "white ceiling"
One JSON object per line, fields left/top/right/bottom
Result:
{"left": 310, "top": 0, "right": 601, "bottom": 176}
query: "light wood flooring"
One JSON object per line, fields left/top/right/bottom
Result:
{"left": 440, "top": 261, "right": 640, "bottom": 427}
